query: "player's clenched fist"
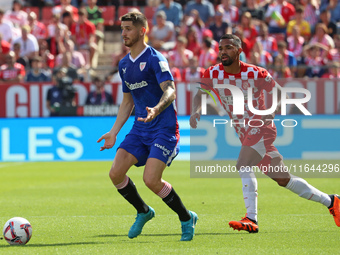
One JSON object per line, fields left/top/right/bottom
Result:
{"left": 97, "top": 132, "right": 117, "bottom": 151}
{"left": 189, "top": 113, "right": 200, "bottom": 129}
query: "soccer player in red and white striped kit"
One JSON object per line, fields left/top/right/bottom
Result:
{"left": 190, "top": 34, "right": 340, "bottom": 233}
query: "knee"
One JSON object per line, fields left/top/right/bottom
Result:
{"left": 275, "top": 177, "right": 291, "bottom": 187}
{"left": 143, "top": 176, "right": 159, "bottom": 192}
{"left": 236, "top": 160, "right": 245, "bottom": 170}
{"left": 143, "top": 176, "right": 154, "bottom": 190}
{"left": 109, "top": 167, "right": 124, "bottom": 185}
{"left": 271, "top": 155, "right": 284, "bottom": 165}
{"left": 236, "top": 161, "right": 252, "bottom": 171}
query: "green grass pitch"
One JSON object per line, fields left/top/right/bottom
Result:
{"left": 0, "top": 160, "right": 339, "bottom": 255}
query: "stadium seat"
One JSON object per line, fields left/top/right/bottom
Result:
{"left": 116, "top": 6, "right": 141, "bottom": 25}
{"left": 41, "top": 6, "right": 53, "bottom": 25}
{"left": 143, "top": 6, "right": 156, "bottom": 20}
{"left": 23, "top": 6, "right": 39, "bottom": 18}
{"left": 147, "top": 19, "right": 153, "bottom": 31}
{"left": 118, "top": 6, "right": 141, "bottom": 18}
{"left": 100, "top": 6, "right": 115, "bottom": 26}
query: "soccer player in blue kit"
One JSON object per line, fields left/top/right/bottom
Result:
{"left": 97, "top": 12, "right": 198, "bottom": 241}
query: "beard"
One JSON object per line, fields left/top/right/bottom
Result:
{"left": 221, "top": 55, "right": 235, "bottom": 66}
{"left": 123, "top": 34, "right": 140, "bottom": 47}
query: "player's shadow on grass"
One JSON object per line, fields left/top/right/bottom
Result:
{"left": 95, "top": 232, "right": 235, "bottom": 238}
{"left": 144, "top": 233, "right": 235, "bottom": 237}
{"left": 94, "top": 234, "right": 178, "bottom": 238}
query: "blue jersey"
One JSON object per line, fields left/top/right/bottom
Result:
{"left": 119, "top": 46, "right": 178, "bottom": 132}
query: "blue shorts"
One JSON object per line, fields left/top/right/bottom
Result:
{"left": 118, "top": 129, "right": 180, "bottom": 167}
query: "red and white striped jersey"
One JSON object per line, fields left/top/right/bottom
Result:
{"left": 328, "top": 49, "right": 340, "bottom": 62}
{"left": 217, "top": 4, "right": 239, "bottom": 26}
{"left": 259, "top": 50, "right": 273, "bottom": 67}
{"left": 31, "top": 21, "right": 48, "bottom": 40}
{"left": 198, "top": 49, "right": 217, "bottom": 69}
{"left": 256, "top": 36, "right": 278, "bottom": 55}
{"left": 309, "top": 35, "right": 335, "bottom": 50}
{"left": 202, "top": 61, "right": 276, "bottom": 139}
{"left": 170, "top": 67, "right": 182, "bottom": 82}
{"left": 0, "top": 63, "right": 25, "bottom": 81}
{"left": 211, "top": 40, "right": 219, "bottom": 54}
{"left": 303, "top": 4, "right": 318, "bottom": 27}
{"left": 287, "top": 35, "right": 304, "bottom": 58}
{"left": 182, "top": 67, "right": 205, "bottom": 82}
{"left": 304, "top": 56, "right": 326, "bottom": 74}
{"left": 168, "top": 49, "right": 194, "bottom": 68}
{"left": 4, "top": 10, "right": 27, "bottom": 28}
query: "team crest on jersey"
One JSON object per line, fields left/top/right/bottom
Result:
{"left": 265, "top": 74, "right": 273, "bottom": 82}
{"left": 53, "top": 91, "right": 60, "bottom": 98}
{"left": 249, "top": 127, "right": 260, "bottom": 135}
{"left": 140, "top": 62, "right": 146, "bottom": 71}
{"left": 242, "top": 81, "right": 250, "bottom": 90}
{"left": 122, "top": 68, "right": 126, "bottom": 74}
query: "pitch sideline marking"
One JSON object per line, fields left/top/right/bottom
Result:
{"left": 0, "top": 162, "right": 25, "bottom": 169}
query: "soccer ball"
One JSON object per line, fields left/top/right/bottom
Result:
{"left": 3, "top": 217, "right": 32, "bottom": 245}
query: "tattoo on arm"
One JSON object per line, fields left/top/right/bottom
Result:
{"left": 160, "top": 80, "right": 175, "bottom": 91}
{"left": 158, "top": 80, "right": 176, "bottom": 113}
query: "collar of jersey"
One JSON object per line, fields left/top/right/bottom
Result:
{"left": 129, "top": 46, "right": 149, "bottom": 63}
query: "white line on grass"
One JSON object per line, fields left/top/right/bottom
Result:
{"left": 0, "top": 162, "right": 24, "bottom": 168}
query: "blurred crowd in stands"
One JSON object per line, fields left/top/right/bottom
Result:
{"left": 0, "top": 0, "right": 340, "bottom": 89}
{"left": 144, "top": 0, "right": 340, "bottom": 80}
{"left": 0, "top": 0, "right": 105, "bottom": 85}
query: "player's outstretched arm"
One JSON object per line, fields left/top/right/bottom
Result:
{"left": 97, "top": 92, "right": 134, "bottom": 151}
{"left": 190, "top": 89, "right": 205, "bottom": 129}
{"left": 137, "top": 80, "right": 176, "bottom": 123}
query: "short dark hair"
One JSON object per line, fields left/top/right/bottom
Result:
{"left": 220, "top": 34, "right": 242, "bottom": 49}
{"left": 120, "top": 11, "right": 147, "bottom": 28}
{"left": 78, "top": 8, "right": 87, "bottom": 16}
{"left": 13, "top": 42, "right": 21, "bottom": 48}
{"left": 92, "top": 76, "right": 101, "bottom": 82}
{"left": 177, "top": 36, "right": 187, "bottom": 45}
{"left": 296, "top": 5, "right": 304, "bottom": 13}
{"left": 203, "top": 37, "right": 212, "bottom": 48}
{"left": 320, "top": 9, "right": 330, "bottom": 14}
{"left": 62, "top": 11, "right": 72, "bottom": 18}
{"left": 13, "top": 0, "right": 23, "bottom": 6}
{"left": 32, "top": 56, "right": 42, "bottom": 62}
{"left": 277, "top": 41, "right": 287, "bottom": 48}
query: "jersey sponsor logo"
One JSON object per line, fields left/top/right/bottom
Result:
{"left": 122, "top": 68, "right": 127, "bottom": 74}
{"left": 124, "top": 80, "right": 148, "bottom": 90}
{"left": 140, "top": 62, "right": 146, "bottom": 71}
{"left": 159, "top": 61, "right": 170, "bottom": 72}
{"left": 154, "top": 143, "right": 171, "bottom": 157}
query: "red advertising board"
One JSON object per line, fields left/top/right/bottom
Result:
{"left": 0, "top": 79, "right": 339, "bottom": 117}
{"left": 0, "top": 82, "right": 121, "bottom": 118}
